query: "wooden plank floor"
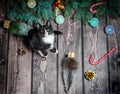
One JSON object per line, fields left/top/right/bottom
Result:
{"left": 0, "top": 6, "right": 120, "bottom": 94}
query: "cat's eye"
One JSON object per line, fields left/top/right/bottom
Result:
{"left": 46, "top": 28, "right": 49, "bottom": 31}
{"left": 45, "top": 29, "right": 49, "bottom": 32}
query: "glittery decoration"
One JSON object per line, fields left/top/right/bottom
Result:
{"left": 3, "top": 20, "right": 10, "bottom": 29}
{"left": 85, "top": 70, "right": 95, "bottom": 81}
{"left": 18, "top": 48, "right": 27, "bottom": 56}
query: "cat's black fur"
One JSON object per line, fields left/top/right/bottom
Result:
{"left": 27, "top": 22, "right": 62, "bottom": 58}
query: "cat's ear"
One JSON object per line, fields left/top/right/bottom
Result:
{"left": 46, "top": 20, "right": 51, "bottom": 26}
{"left": 36, "top": 24, "right": 42, "bottom": 29}
{"left": 33, "top": 22, "right": 42, "bottom": 29}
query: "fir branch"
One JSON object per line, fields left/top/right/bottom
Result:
{"left": 3, "top": 0, "right": 120, "bottom": 24}
{"left": 107, "top": 0, "right": 120, "bottom": 19}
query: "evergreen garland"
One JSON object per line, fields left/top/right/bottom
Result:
{"left": 2, "top": 0, "right": 120, "bottom": 24}
{"left": 6, "top": 0, "right": 54, "bottom": 24}
{"left": 107, "top": 0, "right": 120, "bottom": 19}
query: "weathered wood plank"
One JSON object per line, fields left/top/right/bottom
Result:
{"left": 0, "top": 33, "right": 8, "bottom": 94}
{"left": 83, "top": 18, "right": 109, "bottom": 94}
{"left": 0, "top": 1, "right": 8, "bottom": 94}
{"left": 107, "top": 18, "right": 120, "bottom": 94}
{"left": 58, "top": 19, "right": 83, "bottom": 94}
{"left": 0, "top": 1, "right": 9, "bottom": 93}
{"left": 7, "top": 36, "right": 32, "bottom": 94}
{"left": 32, "top": 21, "right": 58, "bottom": 94}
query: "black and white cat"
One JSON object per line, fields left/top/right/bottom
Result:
{"left": 27, "top": 22, "right": 62, "bottom": 58}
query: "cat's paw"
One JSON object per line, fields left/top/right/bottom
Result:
{"left": 38, "top": 50, "right": 48, "bottom": 58}
{"left": 54, "top": 49, "right": 58, "bottom": 54}
{"left": 50, "top": 47, "right": 58, "bottom": 54}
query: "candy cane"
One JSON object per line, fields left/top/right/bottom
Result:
{"left": 90, "top": 2, "right": 105, "bottom": 13}
{"left": 89, "top": 45, "right": 117, "bottom": 66}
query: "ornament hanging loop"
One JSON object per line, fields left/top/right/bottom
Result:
{"left": 90, "top": 2, "right": 105, "bottom": 13}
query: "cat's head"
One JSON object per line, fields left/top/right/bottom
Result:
{"left": 36, "top": 21, "right": 54, "bottom": 35}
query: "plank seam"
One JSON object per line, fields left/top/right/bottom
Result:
{"left": 81, "top": 21, "right": 85, "bottom": 94}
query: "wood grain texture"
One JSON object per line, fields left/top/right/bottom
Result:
{"left": 32, "top": 21, "right": 58, "bottom": 94}
{"left": 0, "top": 11, "right": 120, "bottom": 94}
{"left": 7, "top": 35, "right": 32, "bottom": 94}
{"left": 83, "top": 18, "right": 109, "bottom": 94}
{"left": 107, "top": 17, "right": 120, "bottom": 94}
{"left": 0, "top": 1, "right": 8, "bottom": 93}
{"left": 0, "top": 22, "right": 8, "bottom": 94}
{"left": 58, "top": 19, "right": 83, "bottom": 94}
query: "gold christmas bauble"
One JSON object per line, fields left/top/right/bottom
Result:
{"left": 57, "top": 3, "right": 64, "bottom": 10}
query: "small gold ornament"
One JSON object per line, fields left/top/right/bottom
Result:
{"left": 27, "top": 0, "right": 36, "bottom": 8}
{"left": 85, "top": 70, "right": 95, "bottom": 81}
{"left": 18, "top": 48, "right": 27, "bottom": 56}
{"left": 57, "top": 3, "right": 64, "bottom": 10}
{"left": 3, "top": 20, "right": 10, "bottom": 29}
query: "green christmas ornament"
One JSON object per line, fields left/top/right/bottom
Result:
{"left": 55, "top": 15, "right": 65, "bottom": 24}
{"left": 89, "top": 17, "right": 99, "bottom": 27}
{"left": 27, "top": 0, "right": 36, "bottom": 8}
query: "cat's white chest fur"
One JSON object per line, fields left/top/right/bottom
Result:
{"left": 42, "top": 33, "right": 54, "bottom": 44}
